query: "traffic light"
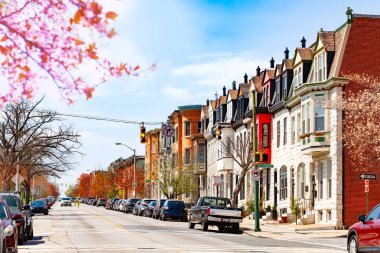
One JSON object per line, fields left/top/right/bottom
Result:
{"left": 255, "top": 152, "right": 268, "bottom": 163}
{"left": 215, "top": 125, "right": 222, "bottom": 140}
{"left": 140, "top": 126, "right": 146, "bottom": 143}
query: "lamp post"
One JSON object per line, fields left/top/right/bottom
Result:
{"left": 115, "top": 142, "right": 136, "bottom": 198}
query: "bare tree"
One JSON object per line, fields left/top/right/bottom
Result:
{"left": 0, "top": 98, "right": 81, "bottom": 202}
{"left": 220, "top": 131, "right": 254, "bottom": 207}
{"left": 157, "top": 152, "right": 198, "bottom": 199}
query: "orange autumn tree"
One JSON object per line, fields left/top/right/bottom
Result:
{"left": 77, "top": 173, "right": 91, "bottom": 198}
{"left": 0, "top": 0, "right": 141, "bottom": 105}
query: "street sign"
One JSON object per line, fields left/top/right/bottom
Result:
{"left": 11, "top": 173, "right": 24, "bottom": 184}
{"left": 162, "top": 125, "right": 174, "bottom": 138}
{"left": 365, "top": 179, "right": 369, "bottom": 193}
{"left": 359, "top": 173, "right": 376, "bottom": 180}
{"left": 258, "top": 164, "right": 274, "bottom": 169}
{"left": 213, "top": 176, "right": 222, "bottom": 186}
{"left": 252, "top": 169, "right": 260, "bottom": 181}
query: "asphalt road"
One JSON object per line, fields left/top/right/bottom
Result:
{"left": 18, "top": 203, "right": 347, "bottom": 253}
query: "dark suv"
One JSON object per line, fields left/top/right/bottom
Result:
{"left": 0, "top": 193, "right": 34, "bottom": 245}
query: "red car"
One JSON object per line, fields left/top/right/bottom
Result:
{"left": 0, "top": 200, "right": 18, "bottom": 253}
{"left": 347, "top": 204, "right": 380, "bottom": 253}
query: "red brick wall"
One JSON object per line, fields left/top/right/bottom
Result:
{"left": 339, "top": 17, "right": 380, "bottom": 227}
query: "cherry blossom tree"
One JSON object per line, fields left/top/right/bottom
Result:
{"left": 0, "top": 0, "right": 143, "bottom": 106}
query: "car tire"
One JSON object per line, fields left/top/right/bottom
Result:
{"left": 232, "top": 223, "right": 240, "bottom": 234}
{"left": 18, "top": 227, "right": 24, "bottom": 245}
{"left": 218, "top": 225, "right": 225, "bottom": 232}
{"left": 348, "top": 235, "right": 359, "bottom": 253}
{"left": 201, "top": 218, "right": 208, "bottom": 231}
{"left": 188, "top": 216, "right": 195, "bottom": 229}
{"left": 28, "top": 228, "right": 34, "bottom": 240}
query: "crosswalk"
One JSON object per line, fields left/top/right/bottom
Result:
{"left": 19, "top": 243, "right": 346, "bottom": 253}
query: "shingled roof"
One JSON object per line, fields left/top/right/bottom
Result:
{"left": 319, "top": 31, "right": 335, "bottom": 51}
{"left": 297, "top": 48, "right": 313, "bottom": 61}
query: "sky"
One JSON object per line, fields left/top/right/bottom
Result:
{"left": 34, "top": 0, "right": 380, "bottom": 194}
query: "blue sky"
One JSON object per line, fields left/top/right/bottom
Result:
{"left": 38, "top": 0, "right": 380, "bottom": 193}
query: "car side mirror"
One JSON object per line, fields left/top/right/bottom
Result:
{"left": 23, "top": 204, "right": 30, "bottom": 210}
{"left": 358, "top": 214, "right": 366, "bottom": 223}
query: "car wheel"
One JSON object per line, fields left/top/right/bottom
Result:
{"left": 218, "top": 225, "right": 225, "bottom": 233}
{"left": 188, "top": 216, "right": 195, "bottom": 229}
{"left": 28, "top": 228, "right": 34, "bottom": 240}
{"left": 18, "top": 227, "right": 24, "bottom": 245}
{"left": 232, "top": 223, "right": 240, "bottom": 234}
{"left": 201, "top": 217, "right": 208, "bottom": 231}
{"left": 348, "top": 235, "right": 359, "bottom": 253}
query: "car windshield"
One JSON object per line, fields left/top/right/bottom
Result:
{"left": 202, "top": 197, "right": 230, "bottom": 207}
{"left": 31, "top": 201, "right": 44, "bottom": 206}
{"left": 167, "top": 201, "right": 184, "bottom": 207}
{"left": 62, "top": 198, "right": 70, "bottom": 201}
{"left": 2, "top": 195, "right": 21, "bottom": 213}
{"left": 0, "top": 204, "right": 8, "bottom": 219}
{"left": 160, "top": 199, "right": 167, "bottom": 205}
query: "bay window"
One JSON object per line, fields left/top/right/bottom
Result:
{"left": 315, "top": 94, "right": 325, "bottom": 131}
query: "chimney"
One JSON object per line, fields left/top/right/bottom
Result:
{"left": 256, "top": 66, "right": 261, "bottom": 76}
{"left": 232, "top": 81, "right": 236, "bottom": 90}
{"left": 214, "top": 91, "right": 218, "bottom": 100}
{"left": 301, "top": 37, "right": 306, "bottom": 48}
{"left": 284, "top": 47, "right": 289, "bottom": 59}
{"left": 244, "top": 73, "right": 248, "bottom": 83}
{"left": 270, "top": 57, "right": 275, "bottom": 68}
{"left": 223, "top": 86, "right": 226, "bottom": 96}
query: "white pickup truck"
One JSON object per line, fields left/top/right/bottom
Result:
{"left": 188, "top": 196, "right": 243, "bottom": 233}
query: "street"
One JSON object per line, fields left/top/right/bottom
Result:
{"left": 18, "top": 204, "right": 348, "bottom": 253}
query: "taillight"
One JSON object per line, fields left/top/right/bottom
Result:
{"left": 206, "top": 207, "right": 210, "bottom": 215}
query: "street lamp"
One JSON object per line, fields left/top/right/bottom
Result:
{"left": 115, "top": 142, "right": 136, "bottom": 198}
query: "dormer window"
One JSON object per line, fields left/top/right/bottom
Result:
{"left": 315, "top": 52, "right": 327, "bottom": 82}
{"left": 298, "top": 67, "right": 302, "bottom": 85}
{"left": 282, "top": 75, "right": 287, "bottom": 97}
{"left": 294, "top": 70, "right": 298, "bottom": 88}
{"left": 275, "top": 79, "right": 280, "bottom": 103}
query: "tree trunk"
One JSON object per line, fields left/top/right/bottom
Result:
{"left": 231, "top": 168, "right": 248, "bottom": 207}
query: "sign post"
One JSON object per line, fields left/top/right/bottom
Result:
{"left": 365, "top": 179, "right": 369, "bottom": 214}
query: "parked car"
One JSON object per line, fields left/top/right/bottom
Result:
{"left": 152, "top": 199, "right": 167, "bottom": 219}
{"left": 86, "top": 197, "right": 95, "bottom": 205}
{"left": 116, "top": 199, "right": 124, "bottom": 211}
{"left": 188, "top": 196, "right": 243, "bottom": 233}
{"left": 109, "top": 198, "right": 119, "bottom": 210}
{"left": 0, "top": 192, "right": 33, "bottom": 244}
{"left": 132, "top": 200, "right": 142, "bottom": 215}
{"left": 347, "top": 203, "right": 380, "bottom": 253}
{"left": 160, "top": 200, "right": 187, "bottom": 221}
{"left": 96, "top": 198, "right": 106, "bottom": 207}
{"left": 123, "top": 199, "right": 140, "bottom": 213}
{"left": 137, "top": 199, "right": 155, "bottom": 216}
{"left": 0, "top": 199, "right": 18, "bottom": 253}
{"left": 113, "top": 199, "right": 122, "bottom": 211}
{"left": 60, "top": 197, "right": 72, "bottom": 207}
{"left": 145, "top": 201, "right": 157, "bottom": 217}
{"left": 30, "top": 200, "right": 49, "bottom": 215}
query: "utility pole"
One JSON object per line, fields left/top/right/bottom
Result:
{"left": 252, "top": 80, "right": 261, "bottom": 232}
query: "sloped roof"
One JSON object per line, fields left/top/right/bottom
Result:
{"left": 297, "top": 48, "right": 313, "bottom": 60}
{"left": 228, "top": 89, "right": 238, "bottom": 100}
{"left": 218, "top": 96, "right": 227, "bottom": 106}
{"left": 251, "top": 76, "right": 263, "bottom": 93}
{"left": 263, "top": 69, "right": 275, "bottom": 83}
{"left": 275, "top": 64, "right": 282, "bottom": 76}
{"left": 319, "top": 31, "right": 335, "bottom": 51}
{"left": 202, "top": 105, "right": 209, "bottom": 119}
{"left": 237, "top": 83, "right": 250, "bottom": 97}
{"left": 210, "top": 100, "right": 217, "bottom": 110}
{"left": 282, "top": 59, "right": 293, "bottom": 70}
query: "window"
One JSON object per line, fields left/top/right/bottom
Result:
{"left": 185, "top": 121, "right": 191, "bottom": 136}
{"left": 302, "top": 105, "right": 306, "bottom": 134}
{"left": 291, "top": 116, "right": 296, "bottom": 144}
{"left": 306, "top": 102, "right": 310, "bottom": 133}
{"left": 366, "top": 205, "right": 380, "bottom": 221}
{"left": 197, "top": 122, "right": 202, "bottom": 133}
{"left": 297, "top": 113, "right": 301, "bottom": 142}
{"left": 152, "top": 141, "right": 156, "bottom": 154}
{"left": 319, "top": 161, "right": 324, "bottom": 199}
{"left": 262, "top": 124, "right": 269, "bottom": 148}
{"left": 294, "top": 70, "right": 298, "bottom": 87}
{"left": 315, "top": 94, "right": 325, "bottom": 131}
{"left": 283, "top": 75, "right": 287, "bottom": 98}
{"left": 220, "top": 175, "right": 224, "bottom": 198}
{"left": 266, "top": 168, "right": 271, "bottom": 201}
{"left": 283, "top": 117, "right": 287, "bottom": 145}
{"left": 298, "top": 164, "right": 305, "bottom": 199}
{"left": 316, "top": 52, "right": 326, "bottom": 82}
{"left": 276, "top": 80, "right": 280, "bottom": 103}
{"left": 185, "top": 148, "right": 191, "bottom": 165}
{"left": 199, "top": 144, "right": 205, "bottom": 163}
{"left": 298, "top": 67, "right": 302, "bottom": 85}
{"left": 327, "top": 159, "right": 332, "bottom": 199}
{"left": 280, "top": 166, "right": 287, "bottom": 200}
{"left": 277, "top": 121, "right": 280, "bottom": 148}
{"left": 175, "top": 126, "right": 178, "bottom": 142}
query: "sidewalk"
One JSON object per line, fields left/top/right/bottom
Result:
{"left": 240, "top": 217, "right": 348, "bottom": 240}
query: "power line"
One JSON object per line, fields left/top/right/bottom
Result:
{"left": 57, "top": 112, "right": 163, "bottom": 126}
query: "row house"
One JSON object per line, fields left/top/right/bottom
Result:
{"left": 258, "top": 10, "right": 380, "bottom": 228}
{"left": 144, "top": 128, "right": 161, "bottom": 198}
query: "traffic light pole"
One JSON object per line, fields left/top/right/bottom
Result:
{"left": 252, "top": 84, "right": 261, "bottom": 232}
